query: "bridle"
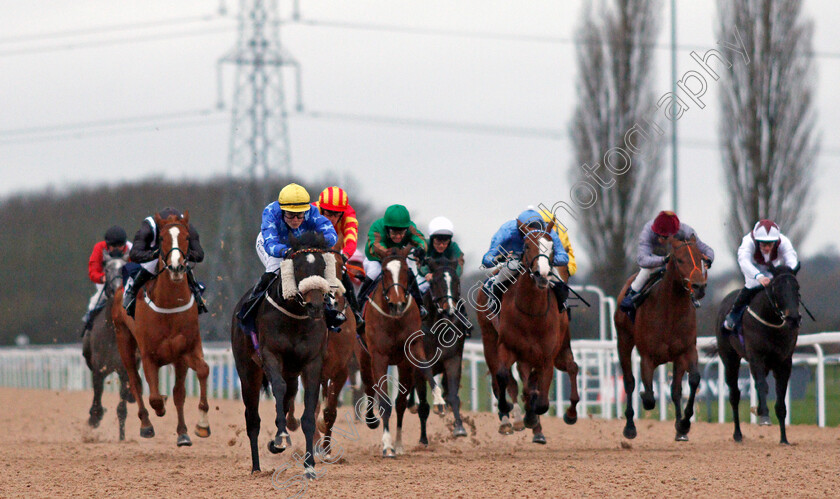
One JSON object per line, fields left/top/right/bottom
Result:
{"left": 379, "top": 253, "right": 410, "bottom": 306}
{"left": 523, "top": 229, "right": 552, "bottom": 283}
{"left": 158, "top": 221, "right": 191, "bottom": 275}
{"left": 429, "top": 266, "right": 458, "bottom": 314}
{"left": 762, "top": 272, "right": 801, "bottom": 325}
{"left": 670, "top": 240, "right": 704, "bottom": 300}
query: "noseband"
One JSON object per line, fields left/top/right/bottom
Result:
{"left": 158, "top": 222, "right": 191, "bottom": 274}
{"left": 671, "top": 241, "right": 703, "bottom": 298}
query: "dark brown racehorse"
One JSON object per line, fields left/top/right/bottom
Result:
{"left": 477, "top": 222, "right": 579, "bottom": 444}
{"left": 83, "top": 252, "right": 135, "bottom": 440}
{"left": 286, "top": 235, "right": 357, "bottom": 460}
{"left": 715, "top": 265, "right": 801, "bottom": 444}
{"left": 112, "top": 211, "right": 211, "bottom": 446}
{"left": 615, "top": 234, "right": 707, "bottom": 441}
{"left": 231, "top": 232, "right": 335, "bottom": 477}
{"left": 355, "top": 246, "right": 445, "bottom": 457}
{"left": 404, "top": 257, "right": 470, "bottom": 441}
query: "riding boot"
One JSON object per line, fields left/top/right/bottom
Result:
{"left": 123, "top": 268, "right": 155, "bottom": 319}
{"left": 408, "top": 271, "right": 428, "bottom": 319}
{"left": 723, "top": 286, "right": 762, "bottom": 332}
{"left": 456, "top": 300, "right": 473, "bottom": 338}
{"left": 80, "top": 310, "right": 95, "bottom": 337}
{"left": 342, "top": 271, "right": 364, "bottom": 328}
{"left": 552, "top": 280, "right": 570, "bottom": 314}
{"left": 187, "top": 268, "right": 208, "bottom": 314}
{"left": 483, "top": 276, "right": 507, "bottom": 307}
{"left": 325, "top": 298, "right": 347, "bottom": 333}
{"left": 236, "top": 272, "right": 277, "bottom": 329}
{"left": 356, "top": 277, "right": 376, "bottom": 307}
{"left": 619, "top": 289, "right": 640, "bottom": 313}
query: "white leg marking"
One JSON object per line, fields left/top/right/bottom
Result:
{"left": 198, "top": 409, "right": 209, "bottom": 428}
{"left": 432, "top": 385, "right": 445, "bottom": 406}
{"left": 382, "top": 429, "right": 393, "bottom": 450}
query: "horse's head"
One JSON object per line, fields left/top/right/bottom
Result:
{"left": 154, "top": 211, "right": 191, "bottom": 282}
{"left": 288, "top": 232, "right": 332, "bottom": 319}
{"left": 379, "top": 246, "right": 412, "bottom": 316}
{"left": 102, "top": 251, "right": 128, "bottom": 298}
{"left": 427, "top": 257, "right": 460, "bottom": 317}
{"left": 766, "top": 265, "right": 802, "bottom": 327}
{"left": 518, "top": 219, "right": 555, "bottom": 290}
{"left": 667, "top": 234, "right": 707, "bottom": 299}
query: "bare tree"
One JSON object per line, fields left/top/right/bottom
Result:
{"left": 569, "top": 0, "right": 663, "bottom": 295}
{"left": 718, "top": 0, "right": 819, "bottom": 248}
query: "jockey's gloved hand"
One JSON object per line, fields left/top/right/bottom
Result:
{"left": 704, "top": 258, "right": 712, "bottom": 269}
{"left": 662, "top": 254, "right": 671, "bottom": 264}
{"left": 280, "top": 248, "right": 291, "bottom": 259}
{"left": 412, "top": 247, "right": 426, "bottom": 261}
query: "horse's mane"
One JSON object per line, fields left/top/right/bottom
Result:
{"left": 769, "top": 265, "right": 795, "bottom": 277}
{"left": 290, "top": 231, "right": 328, "bottom": 252}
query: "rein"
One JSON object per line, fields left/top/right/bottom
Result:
{"left": 368, "top": 292, "right": 414, "bottom": 319}
{"left": 265, "top": 293, "right": 309, "bottom": 320}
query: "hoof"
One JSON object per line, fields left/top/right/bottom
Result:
{"left": 366, "top": 418, "right": 380, "bottom": 430}
{"left": 395, "top": 443, "right": 405, "bottom": 455}
{"left": 140, "top": 426, "right": 155, "bottom": 438}
{"left": 780, "top": 439, "right": 790, "bottom": 446}
{"left": 641, "top": 394, "right": 655, "bottom": 411}
{"left": 88, "top": 417, "right": 102, "bottom": 429}
{"left": 177, "top": 434, "right": 192, "bottom": 447}
{"left": 532, "top": 433, "right": 547, "bottom": 445}
{"left": 434, "top": 404, "right": 446, "bottom": 417}
{"left": 382, "top": 447, "right": 396, "bottom": 458}
{"left": 268, "top": 440, "right": 287, "bottom": 454}
{"left": 759, "top": 415, "right": 772, "bottom": 426}
{"left": 523, "top": 412, "right": 539, "bottom": 429}
{"left": 317, "top": 416, "right": 327, "bottom": 434}
{"left": 304, "top": 467, "right": 318, "bottom": 480}
{"left": 453, "top": 425, "right": 468, "bottom": 438}
{"left": 498, "top": 422, "right": 514, "bottom": 435}
{"left": 419, "top": 436, "right": 429, "bottom": 446}
{"left": 734, "top": 432, "right": 743, "bottom": 443}
{"left": 563, "top": 412, "right": 578, "bottom": 425}
{"left": 675, "top": 433, "right": 689, "bottom": 442}
{"left": 408, "top": 406, "right": 418, "bottom": 414}
{"left": 287, "top": 417, "right": 300, "bottom": 432}
{"left": 195, "top": 424, "right": 211, "bottom": 438}
{"left": 512, "top": 419, "right": 525, "bottom": 432}
{"left": 623, "top": 426, "right": 637, "bottom": 440}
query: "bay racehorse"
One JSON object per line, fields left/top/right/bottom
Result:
{"left": 232, "top": 232, "right": 340, "bottom": 477}
{"left": 477, "top": 221, "right": 580, "bottom": 444}
{"left": 715, "top": 265, "right": 801, "bottom": 444}
{"left": 112, "top": 211, "right": 211, "bottom": 446}
{"left": 404, "top": 257, "right": 470, "bottom": 441}
{"left": 83, "top": 251, "right": 135, "bottom": 440}
{"left": 355, "top": 246, "right": 445, "bottom": 457}
{"left": 615, "top": 234, "right": 707, "bottom": 441}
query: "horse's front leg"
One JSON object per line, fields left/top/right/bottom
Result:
{"left": 371, "top": 352, "right": 395, "bottom": 458}
{"left": 114, "top": 327, "right": 153, "bottom": 437}
{"left": 773, "top": 359, "right": 793, "bottom": 445}
{"left": 750, "top": 359, "right": 772, "bottom": 426}
{"left": 394, "top": 365, "right": 411, "bottom": 454}
{"left": 639, "top": 357, "right": 657, "bottom": 412}
{"left": 676, "top": 351, "right": 701, "bottom": 441}
{"left": 444, "top": 356, "right": 467, "bottom": 438}
{"left": 301, "top": 357, "right": 325, "bottom": 479}
{"left": 495, "top": 344, "right": 515, "bottom": 434}
{"left": 408, "top": 334, "right": 445, "bottom": 416}
{"left": 141, "top": 355, "right": 166, "bottom": 417}
{"left": 262, "top": 352, "right": 290, "bottom": 454}
{"left": 173, "top": 359, "right": 191, "bottom": 447}
{"left": 670, "top": 358, "right": 686, "bottom": 441}
{"left": 117, "top": 371, "right": 131, "bottom": 441}
{"left": 184, "top": 346, "right": 211, "bottom": 438}
{"left": 554, "top": 342, "right": 580, "bottom": 425}
{"left": 722, "top": 350, "right": 744, "bottom": 442}
{"left": 617, "top": 331, "right": 637, "bottom": 439}
{"left": 88, "top": 369, "right": 106, "bottom": 428}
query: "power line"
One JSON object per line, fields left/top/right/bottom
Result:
{"left": 0, "top": 26, "right": 235, "bottom": 58}
{"left": 0, "top": 15, "right": 222, "bottom": 45}
{"left": 0, "top": 109, "right": 221, "bottom": 137}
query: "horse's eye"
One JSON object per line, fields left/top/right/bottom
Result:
{"left": 677, "top": 259, "right": 684, "bottom": 264}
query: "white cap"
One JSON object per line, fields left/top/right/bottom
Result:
{"left": 428, "top": 216, "right": 454, "bottom": 237}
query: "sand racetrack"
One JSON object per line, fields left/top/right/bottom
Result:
{"left": 1, "top": 387, "right": 839, "bottom": 498}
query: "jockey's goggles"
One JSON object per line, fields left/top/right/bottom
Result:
{"left": 323, "top": 209, "right": 344, "bottom": 218}
{"left": 283, "top": 211, "right": 305, "bottom": 220}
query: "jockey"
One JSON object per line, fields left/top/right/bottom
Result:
{"left": 123, "top": 208, "right": 206, "bottom": 318}
{"left": 82, "top": 225, "right": 131, "bottom": 332}
{"left": 312, "top": 186, "right": 364, "bottom": 326}
{"left": 357, "top": 204, "right": 429, "bottom": 318}
{"left": 723, "top": 219, "right": 799, "bottom": 332}
{"left": 236, "top": 183, "right": 343, "bottom": 332}
{"left": 537, "top": 206, "right": 577, "bottom": 314}
{"left": 619, "top": 210, "right": 714, "bottom": 317}
{"left": 481, "top": 209, "right": 570, "bottom": 315}
{"left": 419, "top": 216, "right": 471, "bottom": 334}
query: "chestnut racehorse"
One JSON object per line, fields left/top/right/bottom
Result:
{"left": 615, "top": 234, "right": 707, "bottom": 441}
{"left": 112, "top": 211, "right": 211, "bottom": 446}
{"left": 477, "top": 221, "right": 579, "bottom": 444}
{"left": 355, "top": 246, "right": 445, "bottom": 457}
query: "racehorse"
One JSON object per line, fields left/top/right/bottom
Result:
{"left": 403, "top": 257, "right": 470, "bottom": 441}
{"left": 231, "top": 232, "right": 339, "bottom": 477}
{"left": 112, "top": 211, "right": 211, "bottom": 446}
{"left": 477, "top": 221, "right": 580, "bottom": 444}
{"left": 615, "top": 234, "right": 707, "bottom": 441}
{"left": 715, "top": 265, "right": 801, "bottom": 444}
{"left": 355, "top": 246, "right": 445, "bottom": 457}
{"left": 83, "top": 251, "right": 135, "bottom": 440}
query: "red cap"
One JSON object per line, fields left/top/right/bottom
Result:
{"left": 652, "top": 211, "right": 680, "bottom": 236}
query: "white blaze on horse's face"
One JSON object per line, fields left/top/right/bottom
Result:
{"left": 537, "top": 237, "right": 552, "bottom": 278}
{"left": 443, "top": 270, "right": 454, "bottom": 314}
{"left": 385, "top": 259, "right": 402, "bottom": 298}
{"left": 168, "top": 226, "right": 185, "bottom": 280}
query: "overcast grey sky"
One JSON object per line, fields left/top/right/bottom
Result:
{"left": 1, "top": 0, "right": 838, "bottom": 278}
